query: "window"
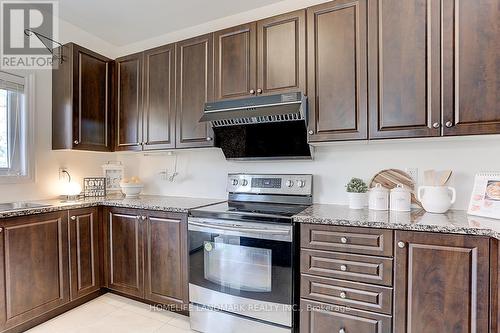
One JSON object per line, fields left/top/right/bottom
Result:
{"left": 0, "top": 71, "right": 32, "bottom": 182}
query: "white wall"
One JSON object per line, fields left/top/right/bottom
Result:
{"left": 0, "top": 19, "right": 118, "bottom": 203}
{"left": 116, "top": 136, "right": 500, "bottom": 210}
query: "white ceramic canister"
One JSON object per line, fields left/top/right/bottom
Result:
{"left": 390, "top": 184, "right": 411, "bottom": 212}
{"left": 369, "top": 184, "right": 389, "bottom": 211}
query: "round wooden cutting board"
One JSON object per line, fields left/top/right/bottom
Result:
{"left": 369, "top": 169, "right": 422, "bottom": 207}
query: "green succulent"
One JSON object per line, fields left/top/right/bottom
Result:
{"left": 346, "top": 178, "right": 368, "bottom": 193}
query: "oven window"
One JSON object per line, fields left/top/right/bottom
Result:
{"left": 189, "top": 229, "right": 292, "bottom": 304}
{"left": 204, "top": 236, "right": 272, "bottom": 292}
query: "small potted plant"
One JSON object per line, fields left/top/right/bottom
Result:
{"left": 346, "top": 178, "right": 368, "bottom": 209}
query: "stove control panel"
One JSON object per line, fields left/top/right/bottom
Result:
{"left": 227, "top": 174, "right": 313, "bottom": 196}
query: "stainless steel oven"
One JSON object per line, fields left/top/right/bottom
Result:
{"left": 188, "top": 174, "right": 312, "bottom": 333}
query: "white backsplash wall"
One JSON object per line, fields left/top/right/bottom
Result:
{"left": 117, "top": 136, "right": 500, "bottom": 210}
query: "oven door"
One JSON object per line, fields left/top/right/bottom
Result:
{"left": 188, "top": 217, "right": 293, "bottom": 327}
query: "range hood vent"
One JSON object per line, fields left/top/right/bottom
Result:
{"left": 200, "top": 92, "right": 311, "bottom": 160}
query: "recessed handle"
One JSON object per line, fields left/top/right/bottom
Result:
{"left": 398, "top": 241, "right": 406, "bottom": 248}
{"left": 340, "top": 237, "right": 348, "bottom": 244}
{"left": 340, "top": 265, "right": 347, "bottom": 272}
{"left": 70, "top": 216, "right": 76, "bottom": 221}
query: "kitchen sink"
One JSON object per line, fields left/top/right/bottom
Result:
{"left": 0, "top": 202, "right": 51, "bottom": 212}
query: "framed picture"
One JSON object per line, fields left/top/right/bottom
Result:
{"left": 102, "top": 162, "right": 124, "bottom": 193}
{"left": 83, "top": 177, "right": 106, "bottom": 197}
{"left": 468, "top": 172, "right": 500, "bottom": 219}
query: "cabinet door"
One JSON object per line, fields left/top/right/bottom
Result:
{"left": 72, "top": 45, "right": 112, "bottom": 151}
{"left": 214, "top": 23, "right": 257, "bottom": 100}
{"left": 257, "top": 10, "right": 306, "bottom": 95}
{"left": 115, "top": 53, "right": 143, "bottom": 151}
{"left": 143, "top": 44, "right": 176, "bottom": 150}
{"left": 0, "top": 212, "right": 69, "bottom": 330}
{"left": 394, "top": 231, "right": 490, "bottom": 332}
{"left": 105, "top": 208, "right": 144, "bottom": 298}
{"left": 68, "top": 208, "right": 100, "bottom": 301}
{"left": 144, "top": 211, "right": 188, "bottom": 310}
{"left": 175, "top": 35, "right": 214, "bottom": 148}
{"left": 442, "top": 0, "right": 500, "bottom": 135}
{"left": 368, "top": 0, "right": 441, "bottom": 139}
{"left": 307, "top": 0, "right": 368, "bottom": 142}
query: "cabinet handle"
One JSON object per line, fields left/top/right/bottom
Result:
{"left": 136, "top": 215, "right": 141, "bottom": 220}
{"left": 445, "top": 121, "right": 454, "bottom": 128}
{"left": 249, "top": 89, "right": 255, "bottom": 95}
{"left": 70, "top": 216, "right": 76, "bottom": 221}
{"left": 206, "top": 137, "right": 213, "bottom": 141}
{"left": 141, "top": 216, "right": 147, "bottom": 221}
{"left": 308, "top": 130, "right": 314, "bottom": 135}
{"left": 340, "top": 237, "right": 348, "bottom": 244}
{"left": 339, "top": 291, "right": 347, "bottom": 299}
{"left": 339, "top": 328, "right": 346, "bottom": 333}
{"left": 432, "top": 122, "right": 440, "bottom": 129}
{"left": 340, "top": 265, "right": 347, "bottom": 272}
{"left": 0, "top": 228, "right": 3, "bottom": 233}
{"left": 256, "top": 88, "right": 262, "bottom": 94}
{"left": 398, "top": 241, "right": 406, "bottom": 248}
{"left": 73, "top": 140, "right": 79, "bottom": 145}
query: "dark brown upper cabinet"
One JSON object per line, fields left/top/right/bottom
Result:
{"left": 257, "top": 10, "right": 306, "bottom": 95}
{"left": 214, "top": 23, "right": 257, "bottom": 100}
{"left": 52, "top": 43, "right": 113, "bottom": 151}
{"left": 368, "top": 0, "right": 441, "bottom": 139}
{"left": 442, "top": 0, "right": 500, "bottom": 136}
{"left": 115, "top": 52, "right": 144, "bottom": 151}
{"left": 394, "top": 231, "right": 490, "bottom": 332}
{"left": 175, "top": 34, "right": 215, "bottom": 148}
{"left": 307, "top": 0, "right": 368, "bottom": 142}
{"left": 143, "top": 44, "right": 176, "bottom": 150}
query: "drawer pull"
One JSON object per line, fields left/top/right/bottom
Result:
{"left": 340, "top": 237, "right": 348, "bottom": 244}
{"left": 339, "top": 291, "right": 347, "bottom": 299}
{"left": 398, "top": 241, "right": 406, "bottom": 248}
{"left": 340, "top": 265, "right": 347, "bottom": 272}
{"left": 339, "top": 328, "right": 346, "bottom": 333}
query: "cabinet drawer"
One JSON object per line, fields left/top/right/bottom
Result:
{"left": 300, "top": 299, "right": 392, "bottom": 333}
{"left": 301, "top": 249, "right": 393, "bottom": 286}
{"left": 301, "top": 224, "right": 393, "bottom": 257}
{"left": 301, "top": 274, "right": 392, "bottom": 315}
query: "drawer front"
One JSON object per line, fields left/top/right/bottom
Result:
{"left": 301, "top": 249, "right": 393, "bottom": 286}
{"left": 300, "top": 299, "right": 392, "bottom": 333}
{"left": 301, "top": 274, "right": 392, "bottom": 315}
{"left": 301, "top": 224, "right": 393, "bottom": 257}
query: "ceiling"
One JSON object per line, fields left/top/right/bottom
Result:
{"left": 58, "top": 0, "right": 285, "bottom": 46}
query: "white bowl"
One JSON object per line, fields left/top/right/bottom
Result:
{"left": 119, "top": 183, "right": 144, "bottom": 198}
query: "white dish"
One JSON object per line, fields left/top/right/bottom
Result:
{"left": 119, "top": 183, "right": 144, "bottom": 198}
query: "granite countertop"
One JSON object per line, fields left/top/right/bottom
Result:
{"left": 293, "top": 204, "right": 500, "bottom": 240}
{"left": 0, "top": 195, "right": 225, "bottom": 219}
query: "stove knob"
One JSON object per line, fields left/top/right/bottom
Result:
{"left": 297, "top": 180, "right": 306, "bottom": 188}
{"left": 241, "top": 179, "right": 248, "bottom": 186}
{"left": 231, "top": 179, "right": 239, "bottom": 186}
{"left": 286, "top": 180, "right": 294, "bottom": 187}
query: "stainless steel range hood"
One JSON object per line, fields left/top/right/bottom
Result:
{"left": 200, "top": 92, "right": 311, "bottom": 160}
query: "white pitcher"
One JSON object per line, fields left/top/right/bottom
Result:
{"left": 418, "top": 186, "right": 456, "bottom": 214}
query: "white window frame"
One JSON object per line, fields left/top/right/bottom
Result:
{"left": 0, "top": 71, "right": 34, "bottom": 184}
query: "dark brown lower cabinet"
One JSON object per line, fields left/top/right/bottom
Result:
{"left": 104, "top": 207, "right": 189, "bottom": 310}
{"left": 300, "top": 299, "right": 392, "bottom": 333}
{"left": 104, "top": 208, "right": 144, "bottom": 298}
{"left": 0, "top": 212, "right": 69, "bottom": 331}
{"left": 394, "top": 231, "right": 490, "bottom": 333}
{"left": 144, "top": 211, "right": 188, "bottom": 310}
{"left": 68, "top": 208, "right": 101, "bottom": 300}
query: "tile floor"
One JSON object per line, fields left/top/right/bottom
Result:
{"left": 26, "top": 293, "right": 196, "bottom": 333}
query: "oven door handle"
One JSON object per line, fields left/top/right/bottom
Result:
{"left": 188, "top": 220, "right": 291, "bottom": 235}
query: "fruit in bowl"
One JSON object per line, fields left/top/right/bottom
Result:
{"left": 120, "top": 177, "right": 144, "bottom": 198}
